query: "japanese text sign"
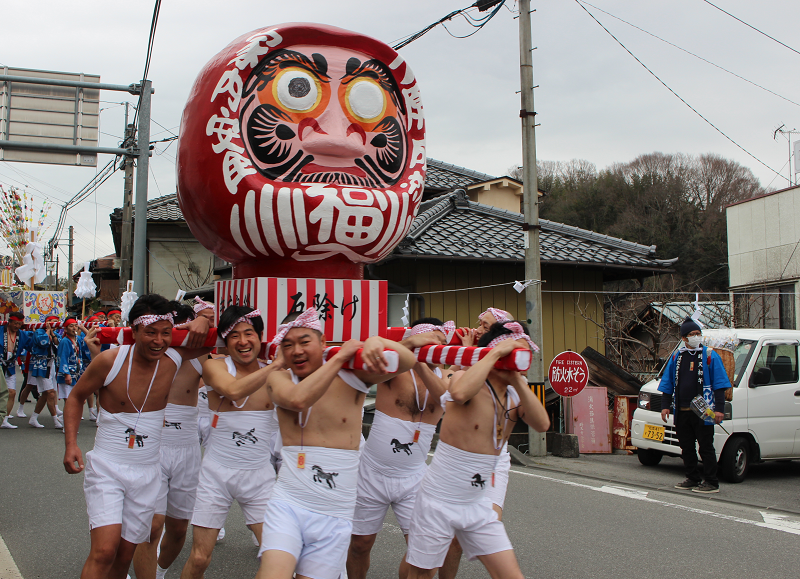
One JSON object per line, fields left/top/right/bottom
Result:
{"left": 548, "top": 350, "right": 589, "bottom": 397}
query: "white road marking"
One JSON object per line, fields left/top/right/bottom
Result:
{"left": 511, "top": 469, "right": 800, "bottom": 536}
{"left": 0, "top": 532, "right": 23, "bottom": 579}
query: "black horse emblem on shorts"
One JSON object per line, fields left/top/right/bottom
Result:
{"left": 163, "top": 421, "right": 182, "bottom": 429}
{"left": 471, "top": 474, "right": 486, "bottom": 489}
{"left": 390, "top": 438, "right": 414, "bottom": 455}
{"left": 124, "top": 428, "right": 148, "bottom": 447}
{"left": 232, "top": 427, "right": 258, "bottom": 446}
{"left": 312, "top": 465, "right": 339, "bottom": 489}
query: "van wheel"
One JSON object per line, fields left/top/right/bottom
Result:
{"left": 720, "top": 437, "right": 749, "bottom": 483}
{"left": 637, "top": 448, "right": 663, "bottom": 466}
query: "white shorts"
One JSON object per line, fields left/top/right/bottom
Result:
{"left": 28, "top": 374, "right": 55, "bottom": 393}
{"left": 156, "top": 443, "right": 202, "bottom": 520}
{"left": 58, "top": 382, "right": 73, "bottom": 400}
{"left": 259, "top": 499, "right": 351, "bottom": 579}
{"left": 406, "top": 488, "right": 513, "bottom": 569}
{"left": 352, "top": 462, "right": 425, "bottom": 536}
{"left": 5, "top": 372, "right": 16, "bottom": 391}
{"left": 191, "top": 457, "right": 275, "bottom": 529}
{"left": 83, "top": 451, "right": 161, "bottom": 544}
{"left": 485, "top": 451, "right": 511, "bottom": 509}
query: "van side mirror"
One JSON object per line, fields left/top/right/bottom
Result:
{"left": 751, "top": 367, "right": 771, "bottom": 387}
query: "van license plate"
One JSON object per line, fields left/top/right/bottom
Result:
{"left": 643, "top": 424, "right": 665, "bottom": 442}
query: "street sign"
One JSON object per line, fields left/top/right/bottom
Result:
{"left": 548, "top": 350, "right": 589, "bottom": 397}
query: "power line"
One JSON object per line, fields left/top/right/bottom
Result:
{"left": 391, "top": 0, "right": 505, "bottom": 50}
{"left": 702, "top": 0, "right": 800, "bottom": 57}
{"left": 580, "top": 1, "right": 800, "bottom": 109}
{"left": 575, "top": 0, "right": 782, "bottom": 179}
{"left": 133, "top": 0, "right": 162, "bottom": 128}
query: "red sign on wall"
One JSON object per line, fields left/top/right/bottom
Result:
{"left": 548, "top": 351, "right": 589, "bottom": 397}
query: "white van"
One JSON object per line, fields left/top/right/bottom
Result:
{"left": 631, "top": 328, "right": 800, "bottom": 483}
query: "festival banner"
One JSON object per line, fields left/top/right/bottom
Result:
{"left": 215, "top": 277, "right": 387, "bottom": 343}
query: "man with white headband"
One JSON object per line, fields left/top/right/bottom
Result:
{"left": 406, "top": 320, "right": 550, "bottom": 579}
{"left": 441, "top": 306, "right": 517, "bottom": 579}
{"left": 192, "top": 296, "right": 216, "bottom": 325}
{"left": 63, "top": 293, "right": 210, "bottom": 579}
{"left": 251, "top": 307, "right": 415, "bottom": 579}
{"left": 347, "top": 317, "right": 450, "bottom": 579}
{"left": 131, "top": 303, "right": 208, "bottom": 579}
{"left": 180, "top": 304, "right": 286, "bottom": 579}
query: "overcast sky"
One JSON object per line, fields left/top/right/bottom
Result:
{"left": 2, "top": 0, "right": 799, "bottom": 269}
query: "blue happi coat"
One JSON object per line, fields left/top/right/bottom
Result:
{"left": 657, "top": 345, "right": 731, "bottom": 425}
{"left": 56, "top": 334, "right": 91, "bottom": 384}
{"left": 26, "top": 329, "right": 61, "bottom": 378}
{"left": 1, "top": 325, "right": 33, "bottom": 377}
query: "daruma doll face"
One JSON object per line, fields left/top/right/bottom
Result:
{"left": 177, "top": 24, "right": 426, "bottom": 279}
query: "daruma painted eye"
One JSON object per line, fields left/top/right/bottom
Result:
{"left": 275, "top": 68, "right": 320, "bottom": 112}
{"left": 346, "top": 79, "right": 385, "bottom": 123}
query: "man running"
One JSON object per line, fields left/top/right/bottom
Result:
{"left": 255, "top": 307, "right": 416, "bottom": 579}
{"left": 406, "top": 321, "right": 550, "bottom": 579}
{"left": 180, "top": 305, "right": 284, "bottom": 579}
{"left": 346, "top": 318, "right": 449, "bottom": 579}
{"left": 63, "top": 294, "right": 210, "bottom": 579}
{"left": 131, "top": 303, "right": 206, "bottom": 579}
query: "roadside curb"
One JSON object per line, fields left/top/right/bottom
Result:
{"left": 509, "top": 452, "right": 800, "bottom": 518}
{"left": 0, "top": 532, "right": 23, "bottom": 579}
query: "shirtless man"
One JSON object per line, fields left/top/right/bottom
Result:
{"left": 63, "top": 294, "right": 209, "bottom": 579}
{"left": 346, "top": 318, "right": 450, "bottom": 579}
{"left": 132, "top": 303, "right": 206, "bottom": 579}
{"left": 406, "top": 321, "right": 550, "bottom": 579}
{"left": 180, "top": 305, "right": 285, "bottom": 579}
{"left": 251, "top": 307, "right": 415, "bottom": 579}
{"left": 440, "top": 306, "right": 515, "bottom": 578}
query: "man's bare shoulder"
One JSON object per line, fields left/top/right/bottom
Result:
{"left": 90, "top": 347, "right": 120, "bottom": 370}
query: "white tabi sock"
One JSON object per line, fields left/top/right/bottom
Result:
{"left": 155, "top": 564, "right": 168, "bottom": 579}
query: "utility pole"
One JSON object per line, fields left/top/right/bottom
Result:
{"left": 519, "top": 0, "right": 546, "bottom": 456}
{"left": 132, "top": 80, "right": 152, "bottom": 295}
{"left": 67, "top": 226, "right": 74, "bottom": 309}
{"left": 119, "top": 102, "right": 135, "bottom": 296}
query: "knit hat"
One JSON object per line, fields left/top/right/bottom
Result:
{"left": 679, "top": 316, "right": 702, "bottom": 337}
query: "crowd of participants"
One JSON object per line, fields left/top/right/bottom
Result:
{"left": 2, "top": 294, "right": 550, "bottom": 579}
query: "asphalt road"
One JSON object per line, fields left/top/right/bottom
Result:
{"left": 2, "top": 403, "right": 800, "bottom": 578}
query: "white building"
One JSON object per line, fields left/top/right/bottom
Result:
{"left": 726, "top": 185, "right": 800, "bottom": 329}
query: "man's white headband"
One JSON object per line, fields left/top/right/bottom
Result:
{"left": 132, "top": 313, "right": 175, "bottom": 327}
{"left": 219, "top": 309, "right": 262, "bottom": 339}
{"left": 271, "top": 308, "right": 323, "bottom": 345}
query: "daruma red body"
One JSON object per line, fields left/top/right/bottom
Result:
{"left": 177, "top": 23, "right": 426, "bottom": 280}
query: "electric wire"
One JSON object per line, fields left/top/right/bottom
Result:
{"left": 579, "top": 1, "right": 800, "bottom": 109}
{"left": 392, "top": 0, "right": 506, "bottom": 50}
{"left": 575, "top": 0, "right": 782, "bottom": 179}
{"left": 701, "top": 0, "right": 800, "bottom": 57}
{"left": 132, "top": 0, "right": 162, "bottom": 128}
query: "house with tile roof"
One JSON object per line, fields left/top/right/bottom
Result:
{"left": 106, "top": 158, "right": 677, "bottom": 363}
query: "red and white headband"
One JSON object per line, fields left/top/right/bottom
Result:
{"left": 193, "top": 296, "right": 215, "bottom": 314}
{"left": 271, "top": 308, "right": 323, "bottom": 345}
{"left": 479, "top": 307, "right": 512, "bottom": 325}
{"left": 486, "top": 321, "right": 540, "bottom": 353}
{"left": 132, "top": 313, "right": 175, "bottom": 327}
{"left": 403, "top": 321, "right": 456, "bottom": 342}
{"left": 219, "top": 309, "right": 262, "bottom": 339}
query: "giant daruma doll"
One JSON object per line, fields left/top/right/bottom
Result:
{"left": 177, "top": 23, "right": 426, "bottom": 280}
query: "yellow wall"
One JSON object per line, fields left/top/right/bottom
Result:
{"left": 372, "top": 260, "right": 606, "bottom": 367}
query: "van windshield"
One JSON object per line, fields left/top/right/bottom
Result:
{"left": 657, "top": 339, "right": 756, "bottom": 387}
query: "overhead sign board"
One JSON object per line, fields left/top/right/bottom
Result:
{"left": 548, "top": 350, "right": 590, "bottom": 397}
{"left": 0, "top": 66, "right": 100, "bottom": 167}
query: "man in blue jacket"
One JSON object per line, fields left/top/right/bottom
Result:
{"left": 56, "top": 318, "right": 91, "bottom": 400}
{"left": 658, "top": 316, "right": 731, "bottom": 493}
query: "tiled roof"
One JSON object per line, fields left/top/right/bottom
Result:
{"left": 110, "top": 193, "right": 183, "bottom": 222}
{"left": 424, "top": 158, "right": 496, "bottom": 191}
{"left": 396, "top": 191, "right": 677, "bottom": 273}
{"left": 111, "top": 159, "right": 495, "bottom": 222}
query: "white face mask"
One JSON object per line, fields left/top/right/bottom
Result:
{"left": 685, "top": 335, "right": 702, "bottom": 349}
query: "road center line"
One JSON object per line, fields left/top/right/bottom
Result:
{"left": 510, "top": 469, "right": 800, "bottom": 536}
